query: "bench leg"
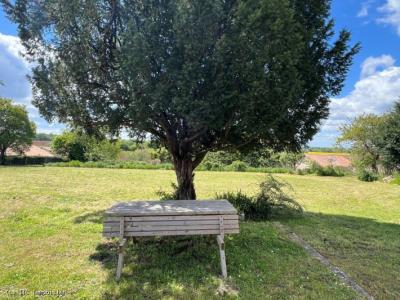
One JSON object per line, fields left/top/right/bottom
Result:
{"left": 116, "top": 239, "right": 126, "bottom": 281}
{"left": 217, "top": 235, "right": 227, "bottom": 279}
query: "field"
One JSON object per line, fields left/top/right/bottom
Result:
{"left": 0, "top": 167, "right": 399, "bottom": 299}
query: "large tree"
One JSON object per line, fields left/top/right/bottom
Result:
{"left": 380, "top": 101, "right": 400, "bottom": 172}
{"left": 2, "top": 0, "right": 359, "bottom": 198}
{"left": 337, "top": 114, "right": 386, "bottom": 173}
{"left": 0, "top": 98, "right": 36, "bottom": 165}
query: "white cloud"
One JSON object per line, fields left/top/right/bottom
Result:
{"left": 0, "top": 33, "right": 64, "bottom": 133}
{"left": 311, "top": 56, "right": 400, "bottom": 146}
{"left": 358, "top": 1, "right": 374, "bottom": 17}
{"left": 377, "top": 0, "right": 400, "bottom": 36}
{"left": 360, "top": 54, "right": 395, "bottom": 78}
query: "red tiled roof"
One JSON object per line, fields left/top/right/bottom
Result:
{"left": 6, "top": 141, "right": 55, "bottom": 158}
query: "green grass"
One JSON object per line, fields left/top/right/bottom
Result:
{"left": 391, "top": 175, "right": 400, "bottom": 185}
{"left": 0, "top": 167, "right": 399, "bottom": 299}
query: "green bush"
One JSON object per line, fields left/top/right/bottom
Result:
{"left": 227, "top": 160, "right": 248, "bottom": 172}
{"left": 316, "top": 165, "right": 345, "bottom": 177}
{"left": 3, "top": 156, "right": 63, "bottom": 165}
{"left": 52, "top": 131, "right": 120, "bottom": 162}
{"left": 307, "top": 162, "right": 345, "bottom": 177}
{"left": 358, "top": 169, "right": 379, "bottom": 182}
{"left": 216, "top": 175, "right": 302, "bottom": 220}
{"left": 47, "top": 160, "right": 174, "bottom": 170}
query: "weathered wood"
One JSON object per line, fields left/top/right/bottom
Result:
{"left": 103, "top": 228, "right": 240, "bottom": 238}
{"left": 105, "top": 200, "right": 237, "bottom": 216}
{"left": 103, "top": 200, "right": 239, "bottom": 280}
{"left": 104, "top": 224, "right": 239, "bottom": 233}
{"left": 104, "top": 220, "right": 238, "bottom": 228}
{"left": 217, "top": 235, "right": 227, "bottom": 279}
{"left": 116, "top": 218, "right": 126, "bottom": 280}
{"left": 104, "top": 214, "right": 239, "bottom": 222}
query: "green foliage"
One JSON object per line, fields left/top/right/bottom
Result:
{"left": 337, "top": 102, "right": 400, "bottom": 174}
{"left": 85, "top": 139, "right": 121, "bottom": 162}
{"left": 35, "top": 132, "right": 57, "bottom": 141}
{"left": 217, "top": 176, "right": 302, "bottom": 220}
{"left": 277, "top": 151, "right": 305, "bottom": 169}
{"left": 200, "top": 149, "right": 304, "bottom": 171}
{"left": 337, "top": 114, "right": 385, "bottom": 172}
{"left": 47, "top": 160, "right": 174, "bottom": 170}
{"left": 51, "top": 132, "right": 87, "bottom": 161}
{"left": 226, "top": 160, "right": 248, "bottom": 172}
{"left": 156, "top": 183, "right": 179, "bottom": 201}
{"left": 358, "top": 170, "right": 379, "bottom": 182}
{"left": 0, "top": 98, "right": 36, "bottom": 164}
{"left": 306, "top": 162, "right": 346, "bottom": 177}
{"left": 379, "top": 102, "right": 400, "bottom": 172}
{"left": 307, "top": 147, "right": 349, "bottom": 153}
{"left": 3, "top": 0, "right": 359, "bottom": 198}
{"left": 51, "top": 131, "right": 120, "bottom": 162}
{"left": 2, "top": 156, "right": 62, "bottom": 165}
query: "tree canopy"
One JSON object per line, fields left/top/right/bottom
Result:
{"left": 2, "top": 0, "right": 359, "bottom": 198}
{"left": 380, "top": 101, "right": 400, "bottom": 171}
{"left": 337, "top": 101, "right": 400, "bottom": 174}
{"left": 0, "top": 98, "right": 36, "bottom": 164}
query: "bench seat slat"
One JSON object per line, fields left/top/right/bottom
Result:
{"left": 105, "top": 200, "right": 237, "bottom": 216}
{"left": 104, "top": 224, "right": 239, "bottom": 233}
{"left": 105, "top": 214, "right": 238, "bottom": 222}
{"left": 103, "top": 228, "right": 239, "bottom": 237}
{"left": 104, "top": 219, "right": 238, "bottom": 227}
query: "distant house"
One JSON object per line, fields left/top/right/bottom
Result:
{"left": 298, "top": 153, "right": 352, "bottom": 169}
{"left": 6, "top": 141, "right": 55, "bottom": 159}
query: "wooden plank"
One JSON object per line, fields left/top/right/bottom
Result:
{"left": 103, "top": 228, "right": 239, "bottom": 237}
{"left": 104, "top": 224, "right": 239, "bottom": 232}
{"left": 105, "top": 200, "right": 237, "bottom": 216}
{"left": 104, "top": 219, "right": 239, "bottom": 227}
{"left": 105, "top": 214, "right": 238, "bottom": 222}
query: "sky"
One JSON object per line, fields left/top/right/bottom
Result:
{"left": 0, "top": 1, "right": 400, "bottom": 146}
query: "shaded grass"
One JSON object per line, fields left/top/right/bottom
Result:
{"left": 0, "top": 167, "right": 399, "bottom": 299}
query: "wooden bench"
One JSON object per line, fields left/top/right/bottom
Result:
{"left": 103, "top": 200, "right": 239, "bottom": 280}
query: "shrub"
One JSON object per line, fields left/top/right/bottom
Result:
{"left": 216, "top": 175, "right": 302, "bottom": 220}
{"left": 307, "top": 162, "right": 345, "bottom": 177}
{"left": 358, "top": 169, "right": 379, "bottom": 182}
{"left": 227, "top": 160, "right": 248, "bottom": 172}
{"left": 52, "top": 131, "right": 120, "bottom": 162}
{"left": 156, "top": 183, "right": 179, "bottom": 200}
{"left": 47, "top": 160, "right": 174, "bottom": 170}
{"left": 316, "top": 165, "right": 345, "bottom": 177}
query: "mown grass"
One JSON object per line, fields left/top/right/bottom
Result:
{"left": 0, "top": 167, "right": 399, "bottom": 299}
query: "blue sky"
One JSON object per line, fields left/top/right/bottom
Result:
{"left": 0, "top": 1, "right": 400, "bottom": 146}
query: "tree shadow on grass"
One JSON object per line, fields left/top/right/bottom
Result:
{"left": 281, "top": 212, "right": 400, "bottom": 299}
{"left": 88, "top": 217, "right": 373, "bottom": 300}
{"left": 74, "top": 210, "right": 105, "bottom": 224}
{"left": 86, "top": 209, "right": 400, "bottom": 299}
{"left": 90, "top": 235, "right": 233, "bottom": 299}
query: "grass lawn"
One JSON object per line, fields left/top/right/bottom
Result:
{"left": 0, "top": 167, "right": 399, "bottom": 299}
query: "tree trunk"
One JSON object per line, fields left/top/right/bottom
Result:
{"left": 0, "top": 148, "right": 6, "bottom": 165}
{"left": 173, "top": 157, "right": 196, "bottom": 200}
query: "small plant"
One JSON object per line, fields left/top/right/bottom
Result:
{"left": 216, "top": 175, "right": 302, "bottom": 220}
{"left": 358, "top": 169, "right": 379, "bottom": 182}
{"left": 156, "top": 183, "right": 179, "bottom": 200}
